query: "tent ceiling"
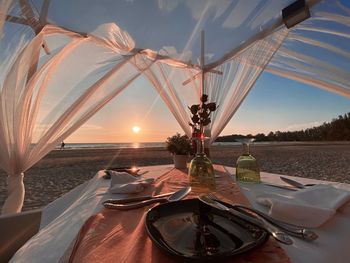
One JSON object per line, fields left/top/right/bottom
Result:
{"left": 4, "top": 1, "right": 348, "bottom": 70}
{"left": 5, "top": 0, "right": 323, "bottom": 63}
{"left": 44, "top": 0, "right": 296, "bottom": 64}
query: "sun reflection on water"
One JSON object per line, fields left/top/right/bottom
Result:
{"left": 132, "top": 142, "right": 140, "bottom": 148}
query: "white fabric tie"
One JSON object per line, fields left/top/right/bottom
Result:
{"left": 1, "top": 173, "right": 25, "bottom": 214}
{"left": 107, "top": 170, "right": 154, "bottom": 194}
{"left": 256, "top": 184, "right": 350, "bottom": 228}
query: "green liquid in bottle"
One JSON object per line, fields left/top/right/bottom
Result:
{"left": 236, "top": 140, "right": 260, "bottom": 183}
{"left": 189, "top": 138, "right": 216, "bottom": 193}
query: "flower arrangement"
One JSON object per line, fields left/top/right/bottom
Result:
{"left": 165, "top": 133, "right": 192, "bottom": 155}
{"left": 189, "top": 94, "right": 217, "bottom": 133}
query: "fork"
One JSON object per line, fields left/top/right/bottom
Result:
{"left": 207, "top": 193, "right": 318, "bottom": 241}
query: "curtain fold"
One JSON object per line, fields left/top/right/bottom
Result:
{"left": 0, "top": 0, "right": 13, "bottom": 37}
{"left": 267, "top": 2, "right": 350, "bottom": 100}
{"left": 142, "top": 62, "right": 201, "bottom": 137}
{"left": 0, "top": 24, "right": 151, "bottom": 214}
{"left": 141, "top": 28, "right": 288, "bottom": 144}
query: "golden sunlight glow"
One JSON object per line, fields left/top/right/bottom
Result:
{"left": 132, "top": 126, "right": 140, "bottom": 133}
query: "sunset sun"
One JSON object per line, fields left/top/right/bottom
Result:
{"left": 132, "top": 126, "right": 140, "bottom": 133}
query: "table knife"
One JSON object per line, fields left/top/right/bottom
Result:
{"left": 280, "top": 177, "right": 316, "bottom": 189}
{"left": 103, "top": 192, "right": 175, "bottom": 204}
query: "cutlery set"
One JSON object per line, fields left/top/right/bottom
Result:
{"left": 199, "top": 193, "right": 318, "bottom": 245}
{"left": 103, "top": 176, "right": 319, "bottom": 244}
{"left": 198, "top": 195, "right": 294, "bottom": 245}
{"left": 103, "top": 187, "right": 191, "bottom": 210}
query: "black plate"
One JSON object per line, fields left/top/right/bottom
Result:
{"left": 145, "top": 199, "right": 269, "bottom": 262}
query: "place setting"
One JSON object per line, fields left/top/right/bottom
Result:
{"left": 96, "top": 129, "right": 349, "bottom": 262}
{"left": 96, "top": 158, "right": 322, "bottom": 262}
{"left": 93, "top": 98, "right": 346, "bottom": 262}
{"left": 100, "top": 183, "right": 319, "bottom": 262}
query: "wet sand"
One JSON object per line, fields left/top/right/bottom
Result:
{"left": 1, "top": 142, "right": 350, "bottom": 211}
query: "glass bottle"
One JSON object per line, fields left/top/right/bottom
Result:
{"left": 236, "top": 139, "right": 260, "bottom": 183}
{"left": 189, "top": 137, "right": 215, "bottom": 192}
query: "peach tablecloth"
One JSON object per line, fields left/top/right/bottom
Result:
{"left": 68, "top": 166, "right": 290, "bottom": 263}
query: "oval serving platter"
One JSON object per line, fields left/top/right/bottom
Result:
{"left": 145, "top": 198, "right": 269, "bottom": 262}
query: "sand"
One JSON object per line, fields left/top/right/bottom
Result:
{"left": 1, "top": 142, "right": 350, "bottom": 211}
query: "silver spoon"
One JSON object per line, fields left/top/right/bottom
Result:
{"left": 104, "top": 186, "right": 191, "bottom": 210}
{"left": 198, "top": 195, "right": 293, "bottom": 245}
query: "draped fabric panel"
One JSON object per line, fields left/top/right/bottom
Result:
{"left": 143, "top": 63, "right": 200, "bottom": 137}
{"left": 137, "top": 28, "right": 288, "bottom": 144}
{"left": 0, "top": 0, "right": 13, "bottom": 37}
{"left": 206, "top": 28, "right": 289, "bottom": 143}
{"left": 0, "top": 24, "right": 152, "bottom": 214}
{"left": 267, "top": 1, "right": 350, "bottom": 99}
{"left": 134, "top": 27, "right": 290, "bottom": 145}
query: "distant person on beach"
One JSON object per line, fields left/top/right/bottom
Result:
{"left": 60, "top": 141, "right": 65, "bottom": 150}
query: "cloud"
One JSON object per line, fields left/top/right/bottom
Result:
{"left": 157, "top": 0, "right": 231, "bottom": 21}
{"left": 159, "top": 46, "right": 193, "bottom": 61}
{"left": 222, "top": 0, "right": 260, "bottom": 29}
{"left": 77, "top": 124, "right": 103, "bottom": 131}
{"left": 282, "top": 121, "right": 323, "bottom": 131}
{"left": 205, "top": 53, "right": 214, "bottom": 60}
{"left": 157, "top": 0, "right": 180, "bottom": 13}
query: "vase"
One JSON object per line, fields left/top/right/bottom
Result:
{"left": 173, "top": 154, "right": 188, "bottom": 169}
{"left": 188, "top": 137, "right": 215, "bottom": 192}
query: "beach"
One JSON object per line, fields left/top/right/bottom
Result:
{"left": 1, "top": 142, "right": 350, "bottom": 211}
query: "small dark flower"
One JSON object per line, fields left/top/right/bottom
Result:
{"left": 202, "top": 118, "right": 211, "bottom": 126}
{"left": 207, "top": 102, "right": 217, "bottom": 111}
{"left": 189, "top": 104, "right": 200, "bottom": 114}
{"left": 200, "top": 94, "right": 208, "bottom": 103}
{"left": 199, "top": 111, "right": 209, "bottom": 118}
{"left": 191, "top": 115, "right": 199, "bottom": 123}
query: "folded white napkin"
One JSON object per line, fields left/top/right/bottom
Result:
{"left": 256, "top": 184, "right": 350, "bottom": 228}
{"left": 107, "top": 170, "right": 154, "bottom": 194}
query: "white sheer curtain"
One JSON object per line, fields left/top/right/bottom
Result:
{"left": 206, "top": 28, "right": 289, "bottom": 143}
{"left": 267, "top": 1, "right": 350, "bottom": 99}
{"left": 140, "top": 28, "right": 288, "bottom": 144}
{"left": 0, "top": 0, "right": 13, "bottom": 37}
{"left": 143, "top": 62, "right": 200, "bottom": 137}
{"left": 0, "top": 24, "right": 151, "bottom": 214}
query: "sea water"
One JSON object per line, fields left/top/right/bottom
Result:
{"left": 54, "top": 142, "right": 166, "bottom": 150}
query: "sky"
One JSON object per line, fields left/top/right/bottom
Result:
{"left": 67, "top": 70, "right": 350, "bottom": 143}
{"left": 2, "top": 0, "right": 350, "bottom": 143}
{"left": 47, "top": 0, "right": 350, "bottom": 143}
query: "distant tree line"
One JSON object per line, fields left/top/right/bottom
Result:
{"left": 215, "top": 112, "right": 350, "bottom": 142}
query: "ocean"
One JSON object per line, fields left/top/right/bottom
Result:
{"left": 56, "top": 142, "right": 243, "bottom": 150}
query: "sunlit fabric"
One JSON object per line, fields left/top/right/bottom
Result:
{"left": 0, "top": 0, "right": 13, "bottom": 37}
{"left": 267, "top": 1, "right": 350, "bottom": 98}
{"left": 0, "top": 24, "right": 154, "bottom": 213}
{"left": 0, "top": 0, "right": 349, "bottom": 213}
{"left": 207, "top": 28, "right": 289, "bottom": 143}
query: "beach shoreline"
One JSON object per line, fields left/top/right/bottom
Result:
{"left": 1, "top": 142, "right": 350, "bottom": 211}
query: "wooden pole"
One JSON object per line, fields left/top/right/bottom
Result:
{"left": 200, "top": 30, "right": 205, "bottom": 136}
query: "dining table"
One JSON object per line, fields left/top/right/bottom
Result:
{"left": 9, "top": 164, "right": 350, "bottom": 263}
